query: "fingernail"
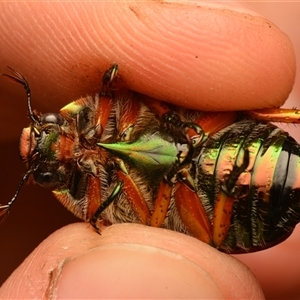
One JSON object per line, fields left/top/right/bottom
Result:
{"left": 49, "top": 243, "right": 223, "bottom": 299}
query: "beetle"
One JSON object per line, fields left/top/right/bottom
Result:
{"left": 1, "top": 64, "right": 300, "bottom": 253}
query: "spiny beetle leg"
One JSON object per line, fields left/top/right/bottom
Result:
{"left": 212, "top": 149, "right": 250, "bottom": 248}
{"left": 53, "top": 175, "right": 102, "bottom": 222}
{"left": 141, "top": 96, "right": 171, "bottom": 118}
{"left": 150, "top": 138, "right": 196, "bottom": 228}
{"left": 180, "top": 111, "right": 239, "bottom": 149}
{"left": 246, "top": 108, "right": 300, "bottom": 123}
{"left": 100, "top": 64, "right": 119, "bottom": 96}
{"left": 60, "top": 64, "right": 117, "bottom": 123}
{"left": 60, "top": 64, "right": 117, "bottom": 142}
{"left": 190, "top": 112, "right": 239, "bottom": 140}
{"left": 60, "top": 93, "right": 113, "bottom": 144}
{"left": 162, "top": 110, "right": 205, "bottom": 145}
{"left": 115, "top": 92, "right": 142, "bottom": 142}
{"left": 85, "top": 176, "right": 102, "bottom": 221}
{"left": 102, "top": 64, "right": 118, "bottom": 86}
{"left": 150, "top": 180, "right": 173, "bottom": 227}
{"left": 142, "top": 97, "right": 205, "bottom": 145}
{"left": 115, "top": 160, "right": 151, "bottom": 225}
{"left": 212, "top": 191, "right": 235, "bottom": 248}
{"left": 90, "top": 181, "right": 123, "bottom": 232}
{"left": 164, "top": 142, "right": 195, "bottom": 184}
{"left": 175, "top": 171, "right": 213, "bottom": 245}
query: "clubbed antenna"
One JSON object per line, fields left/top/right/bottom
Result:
{"left": 3, "top": 67, "right": 39, "bottom": 123}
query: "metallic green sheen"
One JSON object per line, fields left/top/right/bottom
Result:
{"left": 98, "top": 133, "right": 179, "bottom": 167}
{"left": 42, "top": 131, "right": 59, "bottom": 160}
{"left": 61, "top": 101, "right": 83, "bottom": 116}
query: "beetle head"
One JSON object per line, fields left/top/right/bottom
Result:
{"left": 0, "top": 68, "right": 68, "bottom": 220}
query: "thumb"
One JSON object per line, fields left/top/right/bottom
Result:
{"left": 0, "top": 223, "right": 264, "bottom": 299}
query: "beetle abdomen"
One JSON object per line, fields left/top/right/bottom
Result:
{"left": 196, "top": 119, "right": 300, "bottom": 252}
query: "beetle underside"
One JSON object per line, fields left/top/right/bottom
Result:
{"left": 1, "top": 65, "right": 300, "bottom": 254}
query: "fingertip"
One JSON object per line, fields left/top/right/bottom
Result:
{"left": 0, "top": 223, "right": 97, "bottom": 299}
{"left": 52, "top": 224, "right": 264, "bottom": 299}
{"left": 0, "top": 223, "right": 264, "bottom": 299}
{"left": 1, "top": 1, "right": 296, "bottom": 113}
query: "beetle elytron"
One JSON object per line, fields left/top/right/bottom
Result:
{"left": 1, "top": 65, "right": 300, "bottom": 253}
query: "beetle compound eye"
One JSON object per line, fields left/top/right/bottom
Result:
{"left": 41, "top": 113, "right": 64, "bottom": 125}
{"left": 33, "top": 171, "right": 59, "bottom": 188}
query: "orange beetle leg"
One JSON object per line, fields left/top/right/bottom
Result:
{"left": 60, "top": 97, "right": 89, "bottom": 120}
{"left": 150, "top": 181, "right": 173, "bottom": 227}
{"left": 85, "top": 176, "right": 102, "bottom": 221}
{"left": 116, "top": 92, "right": 142, "bottom": 141}
{"left": 116, "top": 163, "right": 151, "bottom": 225}
{"left": 213, "top": 149, "right": 250, "bottom": 247}
{"left": 60, "top": 94, "right": 113, "bottom": 139}
{"left": 212, "top": 190, "right": 234, "bottom": 248}
{"left": 141, "top": 96, "right": 172, "bottom": 118}
{"left": 53, "top": 175, "right": 101, "bottom": 224}
{"left": 246, "top": 108, "right": 300, "bottom": 123}
{"left": 175, "top": 179, "right": 212, "bottom": 245}
{"left": 186, "top": 112, "right": 239, "bottom": 145}
{"left": 194, "top": 111, "right": 239, "bottom": 136}
{"left": 93, "top": 95, "right": 113, "bottom": 137}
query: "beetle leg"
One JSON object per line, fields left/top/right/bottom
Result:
{"left": 60, "top": 65, "right": 117, "bottom": 123}
{"left": 142, "top": 98, "right": 201, "bottom": 138}
{"left": 60, "top": 65, "right": 118, "bottom": 143}
{"left": 90, "top": 181, "right": 123, "bottom": 231}
{"left": 150, "top": 180, "right": 173, "bottom": 227}
{"left": 212, "top": 149, "right": 250, "bottom": 248}
{"left": 151, "top": 168, "right": 213, "bottom": 244}
{"left": 142, "top": 97, "right": 205, "bottom": 145}
{"left": 175, "top": 169, "right": 213, "bottom": 245}
{"left": 115, "top": 159, "right": 151, "bottom": 225}
{"left": 102, "top": 64, "right": 118, "bottom": 87}
{"left": 175, "top": 111, "right": 239, "bottom": 148}
{"left": 60, "top": 94, "right": 113, "bottom": 144}
{"left": 246, "top": 108, "right": 300, "bottom": 123}
{"left": 144, "top": 104, "right": 239, "bottom": 239}
{"left": 115, "top": 92, "right": 143, "bottom": 142}
{"left": 151, "top": 165, "right": 213, "bottom": 245}
{"left": 53, "top": 175, "right": 102, "bottom": 223}
{"left": 150, "top": 142, "right": 193, "bottom": 227}
{"left": 190, "top": 112, "right": 239, "bottom": 144}
{"left": 163, "top": 110, "right": 205, "bottom": 145}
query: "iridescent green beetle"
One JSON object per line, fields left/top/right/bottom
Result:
{"left": 1, "top": 64, "right": 300, "bottom": 253}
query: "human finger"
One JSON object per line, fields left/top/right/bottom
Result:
{"left": 0, "top": 223, "right": 265, "bottom": 299}
{"left": 0, "top": 1, "right": 296, "bottom": 141}
{"left": 0, "top": 1, "right": 297, "bottom": 295}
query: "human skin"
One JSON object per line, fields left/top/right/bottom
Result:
{"left": 0, "top": 1, "right": 298, "bottom": 299}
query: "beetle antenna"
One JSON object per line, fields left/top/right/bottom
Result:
{"left": 0, "top": 168, "right": 33, "bottom": 224}
{"left": 3, "top": 67, "right": 39, "bottom": 123}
